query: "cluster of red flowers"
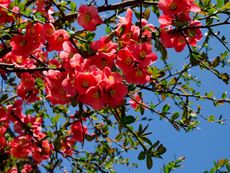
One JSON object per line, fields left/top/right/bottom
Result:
{"left": 0, "top": 100, "right": 52, "bottom": 172}
{"left": 0, "top": 0, "right": 19, "bottom": 24}
{"left": 158, "top": 0, "right": 203, "bottom": 52}
{"left": 116, "top": 9, "right": 157, "bottom": 84}
{"left": 0, "top": 0, "right": 205, "bottom": 170}
{"left": 60, "top": 118, "right": 88, "bottom": 156}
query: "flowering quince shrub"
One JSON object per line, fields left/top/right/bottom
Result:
{"left": 0, "top": 0, "right": 229, "bottom": 172}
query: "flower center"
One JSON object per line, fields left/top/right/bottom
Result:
{"left": 20, "top": 40, "right": 27, "bottom": 47}
{"left": 84, "top": 14, "right": 91, "bottom": 23}
{"left": 110, "top": 89, "right": 116, "bottom": 97}
{"left": 82, "top": 81, "right": 89, "bottom": 88}
{"left": 93, "top": 91, "right": 100, "bottom": 99}
{"left": 140, "top": 51, "right": 146, "bottom": 59}
{"left": 57, "top": 35, "right": 64, "bottom": 42}
{"left": 101, "top": 59, "right": 107, "bottom": 68}
{"left": 135, "top": 69, "right": 143, "bottom": 77}
{"left": 125, "top": 57, "right": 133, "bottom": 65}
{"left": 170, "top": 2, "right": 177, "bottom": 10}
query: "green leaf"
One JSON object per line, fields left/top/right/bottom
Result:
{"left": 151, "top": 5, "right": 160, "bottom": 17}
{"left": 86, "top": 32, "right": 95, "bottom": 42}
{"left": 25, "top": 108, "right": 35, "bottom": 115}
{"left": 157, "top": 144, "right": 167, "bottom": 155}
{"left": 162, "top": 104, "right": 170, "bottom": 113}
{"left": 146, "top": 154, "right": 153, "bottom": 169}
{"left": 143, "top": 8, "right": 151, "bottom": 20}
{"left": 216, "top": 0, "right": 224, "bottom": 8}
{"left": 85, "top": 134, "right": 95, "bottom": 141}
{"left": 52, "top": 114, "right": 61, "bottom": 125}
{"left": 122, "top": 115, "right": 136, "bottom": 124}
{"left": 220, "top": 73, "right": 229, "bottom": 84}
{"left": 105, "top": 25, "right": 111, "bottom": 34}
{"left": 207, "top": 115, "right": 215, "bottom": 122}
{"left": 151, "top": 140, "right": 160, "bottom": 149}
{"left": 0, "top": 94, "right": 8, "bottom": 104}
{"left": 70, "top": 1, "right": 77, "bottom": 11}
{"left": 190, "top": 53, "right": 202, "bottom": 66}
{"left": 221, "top": 92, "right": 227, "bottom": 99}
{"left": 211, "top": 57, "right": 220, "bottom": 67}
{"left": 115, "top": 133, "right": 123, "bottom": 141}
{"left": 138, "top": 151, "right": 146, "bottom": 160}
{"left": 221, "top": 2, "right": 230, "bottom": 10}
{"left": 171, "top": 112, "right": 180, "bottom": 121}
{"left": 204, "top": 0, "right": 211, "bottom": 6}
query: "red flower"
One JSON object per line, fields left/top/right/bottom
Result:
{"left": 70, "top": 120, "right": 88, "bottom": 142}
{"left": 159, "top": 13, "right": 202, "bottom": 52}
{"left": 47, "top": 29, "right": 69, "bottom": 51}
{"left": 106, "top": 82, "right": 127, "bottom": 107}
{"left": 21, "top": 164, "right": 32, "bottom": 173}
{"left": 61, "top": 137, "right": 76, "bottom": 156}
{"left": 158, "top": 0, "right": 200, "bottom": 15}
{"left": 125, "top": 66, "right": 150, "bottom": 85}
{"left": 6, "top": 167, "right": 18, "bottom": 173}
{"left": 9, "top": 135, "right": 32, "bottom": 159}
{"left": 41, "top": 23, "right": 55, "bottom": 40}
{"left": 83, "top": 86, "right": 105, "bottom": 110}
{"left": 87, "top": 52, "right": 116, "bottom": 70}
{"left": 75, "top": 72, "right": 97, "bottom": 95}
{"left": 17, "top": 73, "right": 40, "bottom": 103}
{"left": 116, "top": 8, "right": 133, "bottom": 33}
{"left": 129, "top": 94, "right": 145, "bottom": 110}
{"left": 77, "top": 5, "right": 102, "bottom": 31}
{"left": 44, "top": 70, "right": 69, "bottom": 105}
{"left": 91, "top": 36, "right": 118, "bottom": 54}
{"left": 116, "top": 47, "right": 135, "bottom": 73}
{"left": 128, "top": 43, "right": 157, "bottom": 67}
{"left": 0, "top": 0, "right": 10, "bottom": 8}
{"left": 10, "top": 34, "right": 37, "bottom": 55}
{"left": 26, "top": 22, "right": 45, "bottom": 46}
{"left": 32, "top": 139, "right": 53, "bottom": 163}
{"left": 62, "top": 71, "right": 77, "bottom": 98}
{"left": 141, "top": 19, "right": 156, "bottom": 40}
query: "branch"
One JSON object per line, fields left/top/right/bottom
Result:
{"left": 56, "top": 0, "right": 158, "bottom": 25}
{"left": 0, "top": 63, "right": 64, "bottom": 72}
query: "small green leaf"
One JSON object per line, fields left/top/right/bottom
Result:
{"left": 143, "top": 8, "right": 151, "bottom": 20}
{"left": 162, "top": 104, "right": 170, "bottom": 113}
{"left": 204, "top": 0, "right": 211, "bottom": 6}
{"left": 171, "top": 112, "right": 180, "bottom": 121}
{"left": 152, "top": 140, "right": 160, "bottom": 149}
{"left": 70, "top": 1, "right": 77, "bottom": 11}
{"left": 221, "top": 92, "right": 227, "bottom": 99}
{"left": 138, "top": 151, "right": 146, "bottom": 160}
{"left": 220, "top": 73, "right": 229, "bottom": 84}
{"left": 146, "top": 154, "right": 153, "bottom": 169}
{"left": 25, "top": 108, "right": 35, "bottom": 115}
{"left": 216, "top": 0, "right": 224, "bottom": 8}
{"left": 85, "top": 134, "right": 94, "bottom": 141}
{"left": 105, "top": 25, "right": 111, "bottom": 34}
{"left": 157, "top": 144, "right": 167, "bottom": 155}
{"left": 207, "top": 115, "right": 215, "bottom": 122}
{"left": 190, "top": 53, "right": 201, "bottom": 66}
{"left": 211, "top": 57, "right": 220, "bottom": 67}
{"left": 52, "top": 114, "right": 61, "bottom": 125}
{"left": 0, "top": 94, "right": 8, "bottom": 104}
{"left": 221, "top": 2, "right": 230, "bottom": 10}
{"left": 115, "top": 133, "right": 123, "bottom": 141}
{"left": 122, "top": 115, "right": 136, "bottom": 124}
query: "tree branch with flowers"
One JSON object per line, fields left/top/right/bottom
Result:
{"left": 0, "top": 0, "right": 229, "bottom": 172}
